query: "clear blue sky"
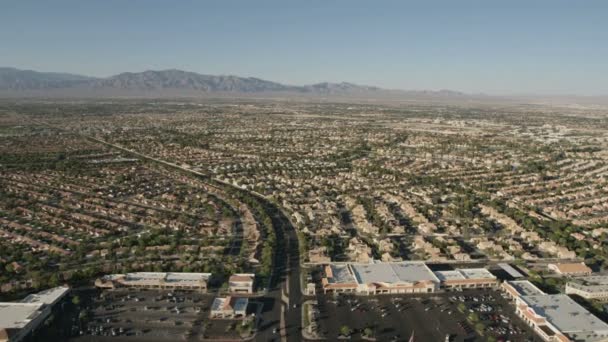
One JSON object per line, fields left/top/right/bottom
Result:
{"left": 1, "top": 0, "right": 607, "bottom": 95}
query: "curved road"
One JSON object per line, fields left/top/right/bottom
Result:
{"left": 250, "top": 197, "right": 301, "bottom": 342}
{"left": 32, "top": 119, "right": 304, "bottom": 342}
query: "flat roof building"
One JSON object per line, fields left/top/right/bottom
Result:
{"left": 0, "top": 286, "right": 70, "bottom": 342}
{"left": 322, "top": 261, "right": 439, "bottom": 295}
{"left": 566, "top": 276, "right": 608, "bottom": 301}
{"left": 95, "top": 272, "right": 211, "bottom": 292}
{"left": 0, "top": 303, "right": 47, "bottom": 342}
{"left": 502, "top": 281, "right": 608, "bottom": 341}
{"left": 210, "top": 296, "right": 248, "bottom": 319}
{"left": 502, "top": 280, "right": 545, "bottom": 298}
{"left": 321, "top": 264, "right": 359, "bottom": 293}
{"left": 228, "top": 273, "right": 255, "bottom": 294}
{"left": 434, "top": 268, "right": 498, "bottom": 290}
{"left": 20, "top": 286, "right": 70, "bottom": 306}
{"left": 520, "top": 295, "right": 608, "bottom": 342}
{"left": 322, "top": 262, "right": 501, "bottom": 295}
{"left": 498, "top": 263, "right": 525, "bottom": 279}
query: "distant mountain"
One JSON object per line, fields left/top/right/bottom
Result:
{"left": 0, "top": 67, "right": 97, "bottom": 90}
{"left": 2, "top": 67, "right": 605, "bottom": 106}
{"left": 302, "top": 82, "right": 382, "bottom": 94}
{"left": 0, "top": 67, "right": 483, "bottom": 102}
{"left": 89, "top": 69, "right": 292, "bottom": 92}
{"left": 0, "top": 67, "right": 386, "bottom": 95}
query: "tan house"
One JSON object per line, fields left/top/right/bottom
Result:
{"left": 548, "top": 263, "right": 592, "bottom": 277}
{"left": 308, "top": 247, "right": 331, "bottom": 264}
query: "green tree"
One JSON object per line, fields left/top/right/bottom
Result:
{"left": 49, "top": 273, "right": 60, "bottom": 287}
{"left": 468, "top": 312, "right": 479, "bottom": 323}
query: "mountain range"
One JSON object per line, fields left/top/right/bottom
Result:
{"left": 2, "top": 67, "right": 607, "bottom": 107}
{"left": 0, "top": 67, "right": 464, "bottom": 98}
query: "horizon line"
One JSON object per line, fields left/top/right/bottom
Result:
{"left": 2, "top": 66, "right": 607, "bottom": 98}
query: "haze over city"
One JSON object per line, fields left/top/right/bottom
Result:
{"left": 2, "top": 2, "right": 608, "bottom": 342}
{"left": 1, "top": 0, "right": 607, "bottom": 95}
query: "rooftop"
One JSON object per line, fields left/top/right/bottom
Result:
{"left": 434, "top": 268, "right": 496, "bottom": 282}
{"left": 117, "top": 272, "right": 211, "bottom": 283}
{"left": 498, "top": 263, "right": 525, "bottom": 278}
{"left": 568, "top": 276, "right": 608, "bottom": 293}
{"left": 211, "top": 297, "right": 225, "bottom": 312}
{"left": 434, "top": 270, "right": 466, "bottom": 281}
{"left": 522, "top": 294, "right": 608, "bottom": 338}
{"left": 1, "top": 286, "right": 70, "bottom": 330}
{"left": 326, "top": 264, "right": 357, "bottom": 284}
{"left": 458, "top": 268, "right": 496, "bottom": 280}
{"left": 231, "top": 297, "right": 249, "bottom": 312}
{"left": 211, "top": 296, "right": 248, "bottom": 312}
{"left": 21, "top": 286, "right": 70, "bottom": 305}
{"left": 124, "top": 272, "right": 165, "bottom": 280}
{"left": 550, "top": 263, "right": 592, "bottom": 275}
{"left": 0, "top": 303, "right": 44, "bottom": 329}
{"left": 352, "top": 262, "right": 438, "bottom": 285}
{"left": 165, "top": 272, "right": 211, "bottom": 282}
{"left": 507, "top": 280, "right": 545, "bottom": 296}
{"left": 229, "top": 273, "right": 255, "bottom": 283}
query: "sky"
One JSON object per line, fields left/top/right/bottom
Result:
{"left": 1, "top": 0, "right": 607, "bottom": 95}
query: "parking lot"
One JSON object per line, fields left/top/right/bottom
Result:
{"left": 448, "top": 291, "right": 541, "bottom": 341}
{"left": 68, "top": 289, "right": 259, "bottom": 341}
{"left": 308, "top": 289, "right": 542, "bottom": 342}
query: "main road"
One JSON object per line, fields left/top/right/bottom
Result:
{"left": 31, "top": 119, "right": 303, "bottom": 342}
{"left": 94, "top": 140, "right": 303, "bottom": 341}
{"left": 251, "top": 197, "right": 302, "bottom": 342}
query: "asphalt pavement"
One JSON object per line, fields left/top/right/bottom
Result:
{"left": 252, "top": 198, "right": 302, "bottom": 342}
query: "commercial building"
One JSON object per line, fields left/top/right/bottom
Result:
{"left": 502, "top": 280, "right": 545, "bottom": 298}
{"left": 321, "top": 263, "right": 359, "bottom": 294}
{"left": 502, "top": 280, "right": 608, "bottom": 342}
{"left": 434, "top": 268, "right": 498, "bottom": 290}
{"left": 566, "top": 276, "right": 608, "bottom": 301}
{"left": 0, "top": 286, "right": 70, "bottom": 342}
{"left": 321, "top": 261, "right": 501, "bottom": 295}
{"left": 548, "top": 263, "right": 592, "bottom": 277}
{"left": 210, "top": 296, "right": 249, "bottom": 319}
{"left": 322, "top": 261, "right": 439, "bottom": 295}
{"left": 95, "top": 272, "right": 211, "bottom": 292}
{"left": 498, "top": 263, "right": 525, "bottom": 279}
{"left": 228, "top": 273, "right": 255, "bottom": 294}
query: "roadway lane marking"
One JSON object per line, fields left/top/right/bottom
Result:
{"left": 280, "top": 303, "right": 287, "bottom": 342}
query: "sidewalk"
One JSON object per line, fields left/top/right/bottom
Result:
{"left": 301, "top": 300, "right": 324, "bottom": 340}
